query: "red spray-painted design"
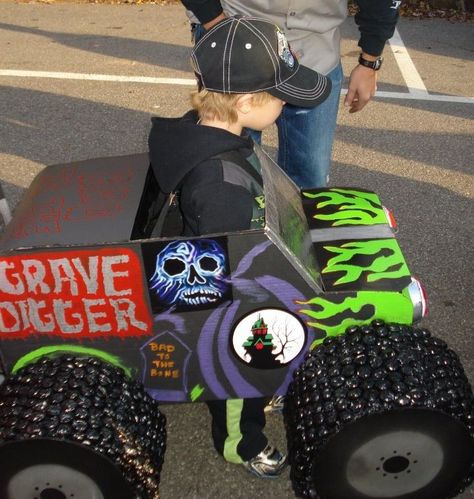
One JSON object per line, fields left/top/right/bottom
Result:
{"left": 9, "top": 165, "right": 133, "bottom": 240}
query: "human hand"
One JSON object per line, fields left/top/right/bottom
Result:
{"left": 344, "top": 64, "right": 378, "bottom": 113}
{"left": 203, "top": 12, "right": 227, "bottom": 31}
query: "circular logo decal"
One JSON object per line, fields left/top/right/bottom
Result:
{"left": 231, "top": 308, "right": 306, "bottom": 370}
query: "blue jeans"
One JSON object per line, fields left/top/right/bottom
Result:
{"left": 252, "top": 64, "right": 343, "bottom": 188}
{"left": 277, "top": 63, "right": 343, "bottom": 188}
{"left": 191, "top": 23, "right": 343, "bottom": 188}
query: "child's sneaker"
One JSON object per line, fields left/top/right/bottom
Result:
{"left": 243, "top": 445, "right": 287, "bottom": 478}
{"left": 264, "top": 395, "right": 285, "bottom": 413}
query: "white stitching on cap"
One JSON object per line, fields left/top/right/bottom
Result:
{"left": 190, "top": 54, "right": 202, "bottom": 81}
{"left": 224, "top": 19, "right": 238, "bottom": 92}
{"left": 193, "top": 15, "right": 328, "bottom": 101}
{"left": 193, "top": 17, "right": 234, "bottom": 89}
{"left": 277, "top": 75, "right": 328, "bottom": 100}
{"left": 194, "top": 16, "right": 233, "bottom": 50}
{"left": 241, "top": 18, "right": 300, "bottom": 89}
{"left": 241, "top": 18, "right": 326, "bottom": 100}
{"left": 241, "top": 20, "right": 279, "bottom": 85}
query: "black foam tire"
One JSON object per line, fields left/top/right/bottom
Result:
{"left": 284, "top": 321, "right": 474, "bottom": 499}
{"left": 0, "top": 355, "right": 167, "bottom": 499}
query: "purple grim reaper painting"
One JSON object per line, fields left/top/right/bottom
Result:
{"left": 144, "top": 238, "right": 231, "bottom": 312}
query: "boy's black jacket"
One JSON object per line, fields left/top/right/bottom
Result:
{"left": 148, "top": 110, "right": 259, "bottom": 236}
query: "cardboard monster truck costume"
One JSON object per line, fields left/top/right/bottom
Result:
{"left": 0, "top": 147, "right": 421, "bottom": 402}
{"left": 0, "top": 147, "right": 472, "bottom": 499}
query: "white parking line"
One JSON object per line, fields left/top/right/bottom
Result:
{"left": 389, "top": 28, "right": 429, "bottom": 98}
{"left": 0, "top": 69, "right": 196, "bottom": 86}
{"left": 1, "top": 69, "right": 473, "bottom": 104}
{"left": 345, "top": 89, "right": 474, "bottom": 104}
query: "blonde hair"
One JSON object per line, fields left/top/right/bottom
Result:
{"left": 191, "top": 89, "right": 277, "bottom": 124}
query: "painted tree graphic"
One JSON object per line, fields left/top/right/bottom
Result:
{"left": 271, "top": 316, "right": 300, "bottom": 363}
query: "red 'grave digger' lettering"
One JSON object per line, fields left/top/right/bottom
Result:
{"left": 0, "top": 248, "right": 152, "bottom": 339}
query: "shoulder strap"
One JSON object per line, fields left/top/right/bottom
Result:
{"left": 212, "top": 150, "right": 263, "bottom": 187}
{"left": 152, "top": 191, "right": 178, "bottom": 237}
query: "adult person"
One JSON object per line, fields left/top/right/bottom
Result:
{"left": 180, "top": 0, "right": 401, "bottom": 188}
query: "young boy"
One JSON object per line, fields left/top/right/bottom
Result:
{"left": 148, "top": 15, "right": 330, "bottom": 478}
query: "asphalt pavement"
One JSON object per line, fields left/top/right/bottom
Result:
{"left": 0, "top": 3, "right": 473, "bottom": 498}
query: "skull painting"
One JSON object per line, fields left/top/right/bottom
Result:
{"left": 150, "top": 239, "right": 229, "bottom": 309}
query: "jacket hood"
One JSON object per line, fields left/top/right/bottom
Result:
{"left": 148, "top": 110, "right": 253, "bottom": 193}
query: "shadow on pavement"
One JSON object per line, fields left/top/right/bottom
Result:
{"left": 0, "top": 21, "right": 192, "bottom": 72}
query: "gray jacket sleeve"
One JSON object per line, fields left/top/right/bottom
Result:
{"left": 181, "top": 0, "right": 400, "bottom": 57}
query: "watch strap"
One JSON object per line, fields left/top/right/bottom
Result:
{"left": 358, "top": 54, "right": 383, "bottom": 71}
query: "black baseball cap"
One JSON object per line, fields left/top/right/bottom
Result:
{"left": 191, "top": 16, "right": 331, "bottom": 108}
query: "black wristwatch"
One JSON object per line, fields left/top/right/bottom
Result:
{"left": 358, "top": 54, "right": 383, "bottom": 71}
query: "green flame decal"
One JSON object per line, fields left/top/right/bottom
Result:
{"left": 323, "top": 239, "right": 410, "bottom": 285}
{"left": 304, "top": 188, "right": 386, "bottom": 226}
{"left": 298, "top": 290, "right": 413, "bottom": 348}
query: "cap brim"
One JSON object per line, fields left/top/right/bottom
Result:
{"left": 268, "top": 64, "right": 332, "bottom": 108}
